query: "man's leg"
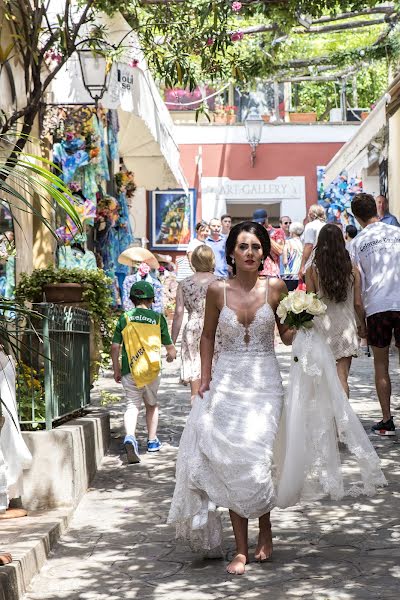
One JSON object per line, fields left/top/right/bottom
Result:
{"left": 371, "top": 345, "right": 391, "bottom": 421}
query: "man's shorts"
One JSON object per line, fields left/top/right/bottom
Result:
{"left": 367, "top": 311, "right": 400, "bottom": 348}
{"left": 121, "top": 374, "right": 161, "bottom": 410}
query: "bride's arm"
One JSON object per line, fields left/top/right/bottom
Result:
{"left": 269, "top": 278, "right": 296, "bottom": 346}
{"left": 199, "top": 283, "right": 221, "bottom": 397}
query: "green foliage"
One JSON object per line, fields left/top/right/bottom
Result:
{"left": 293, "top": 62, "right": 388, "bottom": 119}
{"left": 15, "top": 266, "right": 115, "bottom": 347}
{"left": 17, "top": 363, "right": 45, "bottom": 429}
{"left": 100, "top": 390, "right": 122, "bottom": 406}
{"left": 111, "top": 0, "right": 398, "bottom": 89}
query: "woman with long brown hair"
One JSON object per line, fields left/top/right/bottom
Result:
{"left": 305, "top": 223, "right": 365, "bottom": 396}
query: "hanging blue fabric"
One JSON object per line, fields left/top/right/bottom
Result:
{"left": 107, "top": 110, "right": 119, "bottom": 160}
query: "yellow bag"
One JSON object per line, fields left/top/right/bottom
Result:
{"left": 121, "top": 313, "right": 161, "bottom": 388}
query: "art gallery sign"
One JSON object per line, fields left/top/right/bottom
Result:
{"left": 200, "top": 176, "right": 306, "bottom": 222}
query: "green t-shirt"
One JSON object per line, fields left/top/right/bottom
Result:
{"left": 112, "top": 308, "right": 172, "bottom": 376}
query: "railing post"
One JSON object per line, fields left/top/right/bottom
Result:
{"left": 43, "top": 307, "right": 53, "bottom": 430}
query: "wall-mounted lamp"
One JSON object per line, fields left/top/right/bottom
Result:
{"left": 244, "top": 108, "right": 264, "bottom": 167}
{"left": 77, "top": 49, "right": 111, "bottom": 107}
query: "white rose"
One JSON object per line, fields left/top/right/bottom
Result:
{"left": 307, "top": 297, "right": 327, "bottom": 316}
{"left": 280, "top": 295, "right": 291, "bottom": 310}
{"left": 285, "top": 291, "right": 297, "bottom": 311}
{"left": 276, "top": 302, "right": 288, "bottom": 323}
{"left": 290, "top": 290, "right": 309, "bottom": 314}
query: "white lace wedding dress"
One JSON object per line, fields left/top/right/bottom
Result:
{"left": 168, "top": 283, "right": 284, "bottom": 550}
{"left": 168, "top": 284, "right": 387, "bottom": 551}
{"left": 275, "top": 328, "right": 386, "bottom": 508}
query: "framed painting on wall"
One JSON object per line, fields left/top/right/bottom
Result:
{"left": 149, "top": 189, "right": 197, "bottom": 250}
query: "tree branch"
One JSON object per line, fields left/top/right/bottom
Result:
{"left": 295, "top": 17, "right": 389, "bottom": 35}
{"left": 242, "top": 16, "right": 392, "bottom": 37}
{"left": 311, "top": 5, "right": 395, "bottom": 24}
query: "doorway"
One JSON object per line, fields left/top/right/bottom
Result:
{"left": 226, "top": 202, "right": 281, "bottom": 226}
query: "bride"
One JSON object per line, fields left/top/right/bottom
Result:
{"left": 168, "top": 220, "right": 386, "bottom": 576}
{"left": 168, "top": 221, "right": 294, "bottom": 575}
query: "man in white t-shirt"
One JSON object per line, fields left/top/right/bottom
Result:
{"left": 298, "top": 204, "right": 326, "bottom": 279}
{"left": 351, "top": 193, "right": 400, "bottom": 436}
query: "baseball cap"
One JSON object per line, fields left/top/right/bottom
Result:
{"left": 252, "top": 208, "right": 268, "bottom": 223}
{"left": 129, "top": 280, "right": 155, "bottom": 300}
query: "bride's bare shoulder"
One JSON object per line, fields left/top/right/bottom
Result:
{"left": 268, "top": 277, "right": 287, "bottom": 295}
{"left": 268, "top": 277, "right": 287, "bottom": 307}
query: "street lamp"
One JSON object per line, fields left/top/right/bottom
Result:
{"left": 77, "top": 49, "right": 111, "bottom": 107}
{"left": 244, "top": 108, "right": 264, "bottom": 167}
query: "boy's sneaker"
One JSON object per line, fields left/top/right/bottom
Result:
{"left": 371, "top": 417, "right": 396, "bottom": 436}
{"left": 147, "top": 437, "right": 162, "bottom": 452}
{"left": 124, "top": 435, "right": 141, "bottom": 463}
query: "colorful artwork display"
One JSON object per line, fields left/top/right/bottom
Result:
{"left": 317, "top": 167, "right": 362, "bottom": 231}
{"left": 149, "top": 189, "right": 196, "bottom": 250}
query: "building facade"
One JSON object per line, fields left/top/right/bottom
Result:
{"left": 174, "top": 123, "right": 359, "bottom": 227}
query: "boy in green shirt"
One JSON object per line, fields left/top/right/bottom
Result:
{"left": 111, "top": 281, "right": 176, "bottom": 463}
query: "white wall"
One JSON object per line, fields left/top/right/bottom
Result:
{"left": 128, "top": 187, "right": 147, "bottom": 239}
{"left": 389, "top": 110, "right": 400, "bottom": 218}
{"left": 174, "top": 124, "right": 360, "bottom": 145}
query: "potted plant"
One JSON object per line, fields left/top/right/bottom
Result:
{"left": 213, "top": 99, "right": 227, "bottom": 124}
{"left": 43, "top": 282, "right": 83, "bottom": 303}
{"left": 15, "top": 266, "right": 116, "bottom": 383}
{"left": 15, "top": 266, "right": 115, "bottom": 342}
{"left": 225, "top": 105, "right": 237, "bottom": 125}
{"left": 289, "top": 111, "right": 317, "bottom": 123}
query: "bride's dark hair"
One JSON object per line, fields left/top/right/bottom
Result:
{"left": 226, "top": 221, "right": 271, "bottom": 275}
{"left": 314, "top": 223, "right": 353, "bottom": 303}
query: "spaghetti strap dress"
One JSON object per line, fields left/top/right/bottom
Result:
{"left": 168, "top": 280, "right": 284, "bottom": 549}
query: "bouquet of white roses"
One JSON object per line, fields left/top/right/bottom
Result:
{"left": 277, "top": 290, "right": 326, "bottom": 329}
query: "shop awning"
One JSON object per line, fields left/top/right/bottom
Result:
{"left": 324, "top": 93, "right": 390, "bottom": 185}
{"left": 50, "top": 13, "right": 188, "bottom": 192}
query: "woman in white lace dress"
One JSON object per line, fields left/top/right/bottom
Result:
{"left": 305, "top": 223, "right": 365, "bottom": 397}
{"left": 171, "top": 245, "right": 217, "bottom": 401}
{"left": 168, "top": 222, "right": 294, "bottom": 575}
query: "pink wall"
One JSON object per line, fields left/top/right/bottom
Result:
{"left": 179, "top": 142, "right": 344, "bottom": 218}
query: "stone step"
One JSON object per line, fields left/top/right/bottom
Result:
{"left": 0, "top": 509, "right": 72, "bottom": 600}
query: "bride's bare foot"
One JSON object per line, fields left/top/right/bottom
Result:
{"left": 226, "top": 553, "right": 248, "bottom": 575}
{"left": 255, "top": 526, "right": 273, "bottom": 562}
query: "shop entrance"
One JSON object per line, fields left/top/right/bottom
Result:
{"left": 226, "top": 202, "right": 281, "bottom": 227}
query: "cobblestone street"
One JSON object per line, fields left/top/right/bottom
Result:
{"left": 23, "top": 346, "right": 400, "bottom": 600}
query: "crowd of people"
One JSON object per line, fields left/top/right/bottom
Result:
{"left": 111, "top": 192, "right": 399, "bottom": 575}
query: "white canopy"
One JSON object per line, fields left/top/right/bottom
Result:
{"left": 324, "top": 93, "right": 391, "bottom": 185}
{"left": 50, "top": 12, "right": 188, "bottom": 191}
